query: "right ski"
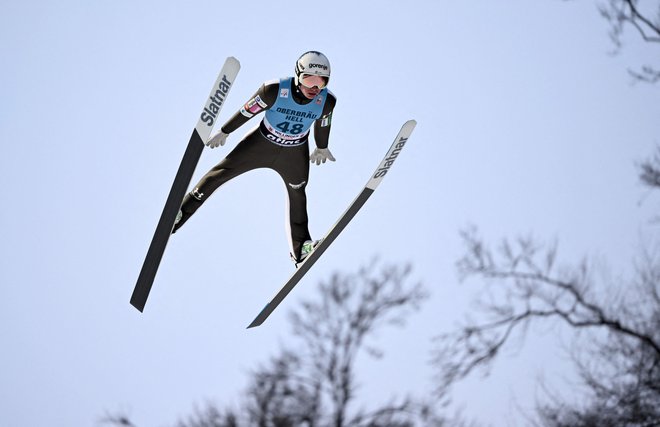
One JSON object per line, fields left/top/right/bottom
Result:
{"left": 130, "top": 57, "right": 240, "bottom": 313}
{"left": 247, "top": 120, "right": 417, "bottom": 328}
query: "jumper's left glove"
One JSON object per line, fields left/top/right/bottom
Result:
{"left": 206, "top": 131, "right": 229, "bottom": 148}
{"left": 310, "top": 148, "right": 336, "bottom": 165}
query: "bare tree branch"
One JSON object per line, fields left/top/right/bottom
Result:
{"left": 639, "top": 145, "right": 660, "bottom": 190}
{"left": 103, "top": 261, "right": 467, "bottom": 426}
{"left": 433, "top": 227, "right": 660, "bottom": 412}
{"left": 597, "top": 0, "right": 660, "bottom": 83}
{"left": 624, "top": 0, "right": 660, "bottom": 42}
{"left": 289, "top": 259, "right": 430, "bottom": 427}
{"left": 176, "top": 402, "right": 239, "bottom": 427}
{"left": 99, "top": 412, "right": 138, "bottom": 427}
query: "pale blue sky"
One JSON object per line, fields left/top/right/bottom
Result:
{"left": 1, "top": 0, "right": 659, "bottom": 426}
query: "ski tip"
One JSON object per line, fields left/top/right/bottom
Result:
{"left": 226, "top": 56, "right": 241, "bottom": 69}
{"left": 403, "top": 119, "right": 417, "bottom": 132}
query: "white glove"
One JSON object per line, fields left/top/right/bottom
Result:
{"left": 206, "top": 131, "right": 229, "bottom": 148}
{"left": 310, "top": 148, "right": 336, "bottom": 165}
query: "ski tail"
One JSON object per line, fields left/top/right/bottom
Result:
{"left": 247, "top": 119, "right": 416, "bottom": 328}
{"left": 130, "top": 57, "right": 241, "bottom": 312}
{"left": 130, "top": 129, "right": 205, "bottom": 312}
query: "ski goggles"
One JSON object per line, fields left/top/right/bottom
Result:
{"left": 300, "top": 74, "right": 329, "bottom": 89}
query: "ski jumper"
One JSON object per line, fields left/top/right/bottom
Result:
{"left": 174, "top": 77, "right": 337, "bottom": 260}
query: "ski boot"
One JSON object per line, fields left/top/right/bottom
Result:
{"left": 291, "top": 239, "right": 323, "bottom": 267}
{"left": 171, "top": 210, "right": 183, "bottom": 234}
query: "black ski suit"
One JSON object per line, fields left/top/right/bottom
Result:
{"left": 173, "top": 78, "right": 337, "bottom": 260}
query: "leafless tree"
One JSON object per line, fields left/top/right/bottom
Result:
{"left": 534, "top": 240, "right": 660, "bottom": 426}
{"left": 640, "top": 145, "right": 660, "bottom": 190}
{"left": 205, "top": 260, "right": 455, "bottom": 426}
{"left": 255, "top": 259, "right": 434, "bottom": 427}
{"left": 594, "top": 0, "right": 660, "bottom": 83}
{"left": 175, "top": 403, "right": 239, "bottom": 427}
{"left": 432, "top": 226, "right": 660, "bottom": 425}
{"left": 106, "top": 260, "right": 460, "bottom": 427}
{"left": 242, "top": 350, "right": 320, "bottom": 427}
{"left": 100, "top": 412, "right": 138, "bottom": 427}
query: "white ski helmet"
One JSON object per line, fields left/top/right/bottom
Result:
{"left": 294, "top": 51, "right": 331, "bottom": 87}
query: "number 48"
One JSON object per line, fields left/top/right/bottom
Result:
{"left": 276, "top": 121, "right": 305, "bottom": 135}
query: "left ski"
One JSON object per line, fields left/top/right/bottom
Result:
{"left": 130, "top": 57, "right": 240, "bottom": 312}
{"left": 247, "top": 120, "right": 417, "bottom": 328}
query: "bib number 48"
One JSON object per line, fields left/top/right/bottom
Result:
{"left": 276, "top": 121, "right": 305, "bottom": 135}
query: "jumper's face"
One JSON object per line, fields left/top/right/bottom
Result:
{"left": 299, "top": 74, "right": 328, "bottom": 99}
{"left": 300, "top": 84, "right": 320, "bottom": 99}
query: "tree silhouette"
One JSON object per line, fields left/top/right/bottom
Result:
{"left": 432, "top": 151, "right": 660, "bottom": 424}
{"left": 640, "top": 145, "right": 660, "bottom": 190}
{"left": 596, "top": 0, "right": 660, "bottom": 83}
{"left": 175, "top": 404, "right": 238, "bottom": 427}
{"left": 239, "top": 260, "right": 437, "bottom": 427}
{"left": 433, "top": 227, "right": 660, "bottom": 425}
{"left": 106, "top": 261, "right": 463, "bottom": 427}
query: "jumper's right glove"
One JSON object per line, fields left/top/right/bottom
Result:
{"left": 310, "top": 148, "right": 336, "bottom": 165}
{"left": 206, "top": 131, "right": 229, "bottom": 148}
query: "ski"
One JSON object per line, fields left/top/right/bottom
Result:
{"left": 247, "top": 119, "right": 417, "bottom": 328}
{"left": 130, "top": 57, "right": 240, "bottom": 312}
